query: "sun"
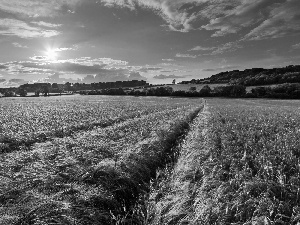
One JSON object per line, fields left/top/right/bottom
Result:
{"left": 45, "top": 49, "right": 58, "bottom": 60}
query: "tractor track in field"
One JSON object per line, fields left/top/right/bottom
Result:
{"left": 146, "top": 103, "right": 212, "bottom": 224}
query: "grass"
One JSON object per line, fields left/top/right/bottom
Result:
{"left": 3, "top": 96, "right": 299, "bottom": 224}
{"left": 0, "top": 95, "right": 201, "bottom": 153}
{"left": 0, "top": 96, "right": 204, "bottom": 224}
{"left": 146, "top": 98, "right": 300, "bottom": 224}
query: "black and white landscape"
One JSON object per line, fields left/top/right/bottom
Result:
{"left": 1, "top": 1, "right": 300, "bottom": 224}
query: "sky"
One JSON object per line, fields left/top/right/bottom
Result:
{"left": 0, "top": 0, "right": 300, "bottom": 87}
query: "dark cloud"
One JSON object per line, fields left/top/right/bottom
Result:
{"left": 81, "top": 70, "right": 146, "bottom": 83}
{"left": 201, "top": 68, "right": 216, "bottom": 72}
{"left": 153, "top": 74, "right": 189, "bottom": 79}
{"left": 9, "top": 78, "right": 26, "bottom": 83}
{"left": 0, "top": 78, "right": 5, "bottom": 82}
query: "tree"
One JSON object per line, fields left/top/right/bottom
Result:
{"left": 35, "top": 89, "right": 40, "bottom": 97}
{"left": 251, "top": 87, "right": 267, "bottom": 97}
{"left": 52, "top": 83, "right": 59, "bottom": 89}
{"left": 230, "top": 85, "right": 246, "bottom": 97}
{"left": 199, "top": 85, "right": 211, "bottom": 97}
{"left": 42, "top": 86, "right": 49, "bottom": 97}
{"left": 18, "top": 88, "right": 27, "bottom": 97}
{"left": 154, "top": 87, "right": 173, "bottom": 96}
{"left": 4, "top": 91, "right": 15, "bottom": 97}
{"left": 199, "top": 85, "right": 211, "bottom": 96}
{"left": 189, "top": 87, "right": 197, "bottom": 92}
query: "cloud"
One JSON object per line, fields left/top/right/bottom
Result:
{"left": 177, "top": 42, "right": 242, "bottom": 57}
{"left": 244, "top": 0, "right": 300, "bottom": 40}
{"left": 0, "top": 0, "right": 82, "bottom": 17}
{"left": 29, "top": 56, "right": 128, "bottom": 67}
{"left": 8, "top": 78, "right": 26, "bottom": 84}
{"left": 0, "top": 57, "right": 144, "bottom": 84}
{"left": 100, "top": 0, "right": 300, "bottom": 39}
{"left": 162, "top": 58, "right": 174, "bottom": 61}
{"left": 292, "top": 43, "right": 300, "bottom": 50}
{"left": 55, "top": 47, "right": 76, "bottom": 51}
{"left": 0, "top": 61, "right": 52, "bottom": 75}
{"left": 175, "top": 53, "right": 197, "bottom": 58}
{"left": 153, "top": 74, "right": 190, "bottom": 79}
{"left": 1, "top": 78, "right": 27, "bottom": 87}
{"left": 31, "top": 21, "right": 62, "bottom": 28}
{"left": 201, "top": 65, "right": 238, "bottom": 72}
{"left": 138, "top": 67, "right": 162, "bottom": 72}
{"left": 128, "top": 71, "right": 147, "bottom": 80}
{"left": 12, "top": 42, "right": 28, "bottom": 48}
{"left": 209, "top": 41, "right": 243, "bottom": 55}
{"left": 81, "top": 69, "right": 145, "bottom": 83}
{"left": 0, "top": 78, "right": 5, "bottom": 82}
{"left": 200, "top": 0, "right": 270, "bottom": 37}
{"left": 101, "top": 0, "right": 202, "bottom": 32}
{"left": 189, "top": 45, "right": 216, "bottom": 51}
{"left": 0, "top": 18, "right": 60, "bottom": 38}
{"left": 2, "top": 0, "right": 297, "bottom": 39}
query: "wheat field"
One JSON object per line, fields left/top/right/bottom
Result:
{"left": 1, "top": 96, "right": 300, "bottom": 224}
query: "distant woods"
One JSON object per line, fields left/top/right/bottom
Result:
{"left": 180, "top": 65, "right": 300, "bottom": 86}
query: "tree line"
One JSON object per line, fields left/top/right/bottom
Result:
{"left": 79, "top": 83, "right": 300, "bottom": 99}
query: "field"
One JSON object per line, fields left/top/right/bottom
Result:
{"left": 164, "top": 83, "right": 227, "bottom": 92}
{"left": 164, "top": 83, "right": 276, "bottom": 93}
{"left": 0, "top": 95, "right": 204, "bottom": 224}
{"left": 1, "top": 95, "right": 300, "bottom": 224}
{"left": 148, "top": 98, "right": 300, "bottom": 224}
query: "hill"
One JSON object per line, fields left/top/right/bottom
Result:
{"left": 181, "top": 65, "right": 300, "bottom": 86}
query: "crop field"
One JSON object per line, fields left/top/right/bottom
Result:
{"left": 1, "top": 96, "right": 300, "bottom": 225}
{"left": 0, "top": 96, "right": 201, "bottom": 153}
{"left": 0, "top": 95, "right": 204, "bottom": 224}
{"left": 148, "top": 98, "right": 300, "bottom": 224}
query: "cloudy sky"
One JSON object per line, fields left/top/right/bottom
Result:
{"left": 0, "top": 0, "right": 300, "bottom": 87}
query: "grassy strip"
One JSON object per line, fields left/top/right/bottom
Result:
{"left": 146, "top": 105, "right": 212, "bottom": 224}
{"left": 2, "top": 104, "right": 203, "bottom": 225}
